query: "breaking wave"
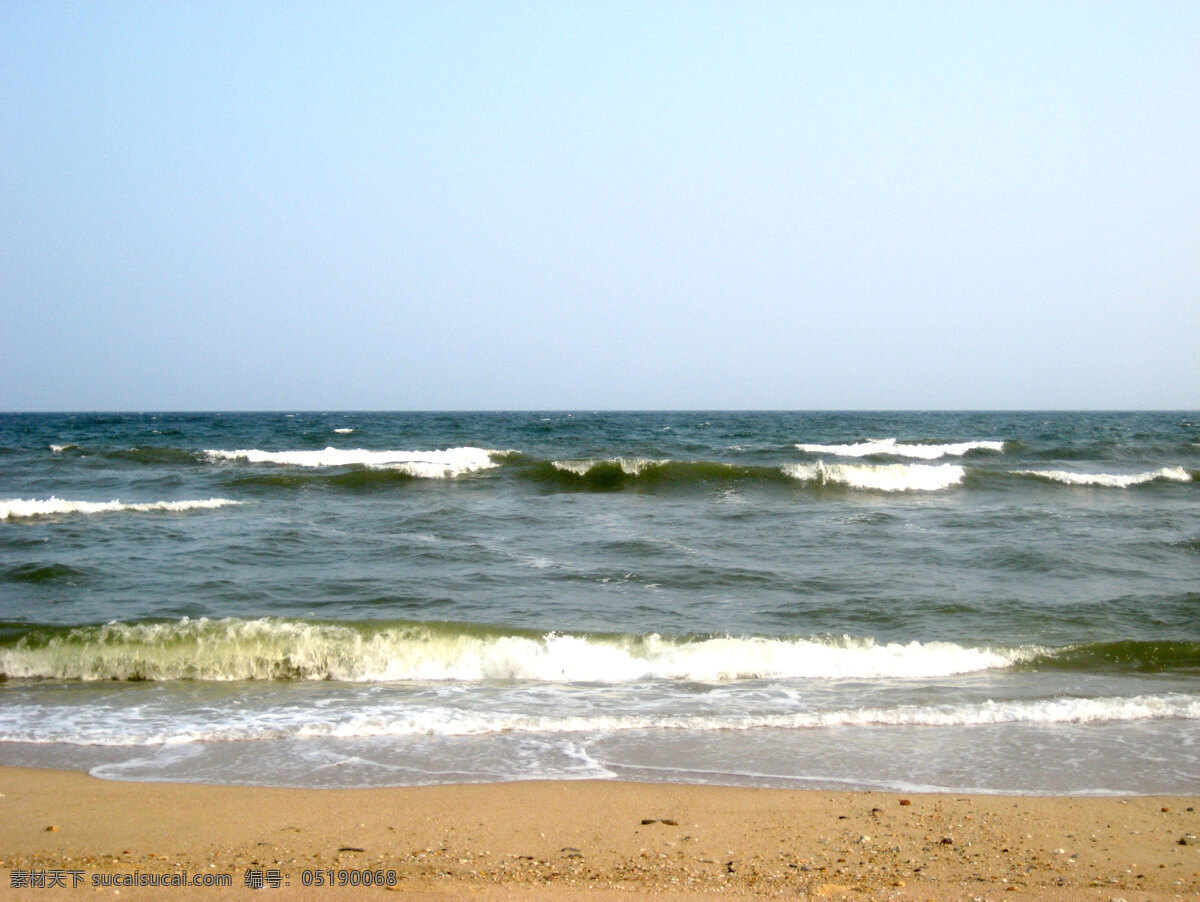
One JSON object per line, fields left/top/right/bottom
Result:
{"left": 796, "top": 438, "right": 1005, "bottom": 459}
{"left": 782, "top": 461, "right": 965, "bottom": 492}
{"left": 0, "top": 498, "right": 242, "bottom": 520}
{"left": 551, "top": 457, "right": 667, "bottom": 477}
{"left": 205, "top": 446, "right": 506, "bottom": 478}
{"left": 1011, "top": 467, "right": 1192, "bottom": 488}
{"left": 0, "top": 618, "right": 1030, "bottom": 682}
{"left": 538, "top": 458, "right": 967, "bottom": 492}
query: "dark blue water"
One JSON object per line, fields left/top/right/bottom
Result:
{"left": 1, "top": 411, "right": 1197, "bottom": 792}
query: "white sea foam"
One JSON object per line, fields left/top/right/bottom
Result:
{"left": 551, "top": 457, "right": 667, "bottom": 476}
{"left": 49, "top": 443, "right": 78, "bottom": 453}
{"left": 1012, "top": 467, "right": 1192, "bottom": 488}
{"left": 205, "top": 446, "right": 503, "bottom": 478}
{"left": 796, "top": 438, "right": 1004, "bottom": 459}
{"left": 332, "top": 427, "right": 355, "bottom": 434}
{"left": 291, "top": 693, "right": 1200, "bottom": 739}
{"left": 0, "top": 497, "right": 242, "bottom": 520}
{"left": 782, "top": 461, "right": 965, "bottom": 492}
{"left": 0, "top": 619, "right": 1026, "bottom": 682}
{"left": 5, "top": 692, "right": 1196, "bottom": 747}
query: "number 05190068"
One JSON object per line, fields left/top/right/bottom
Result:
{"left": 300, "top": 869, "right": 398, "bottom": 887}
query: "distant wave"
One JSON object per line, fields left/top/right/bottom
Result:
{"left": 0, "top": 618, "right": 1032, "bottom": 682}
{"left": 332, "top": 428, "right": 354, "bottom": 434}
{"left": 796, "top": 438, "right": 1005, "bottom": 459}
{"left": 538, "top": 458, "right": 967, "bottom": 492}
{"left": 782, "top": 461, "right": 965, "bottom": 492}
{"left": 231, "top": 467, "right": 427, "bottom": 491}
{"left": 527, "top": 457, "right": 765, "bottom": 491}
{"left": 0, "top": 498, "right": 241, "bottom": 520}
{"left": 113, "top": 446, "right": 206, "bottom": 465}
{"left": 4, "top": 562, "right": 90, "bottom": 583}
{"left": 205, "top": 446, "right": 505, "bottom": 478}
{"left": 1011, "top": 467, "right": 1192, "bottom": 488}
{"left": 48, "top": 445, "right": 205, "bottom": 464}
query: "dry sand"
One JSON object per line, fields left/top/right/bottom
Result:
{"left": 1, "top": 766, "right": 1197, "bottom": 901}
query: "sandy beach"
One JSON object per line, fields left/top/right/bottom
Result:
{"left": 1, "top": 767, "right": 1197, "bottom": 901}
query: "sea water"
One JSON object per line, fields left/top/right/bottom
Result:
{"left": 1, "top": 411, "right": 1197, "bottom": 792}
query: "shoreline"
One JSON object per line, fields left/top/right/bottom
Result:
{"left": 2, "top": 766, "right": 1197, "bottom": 900}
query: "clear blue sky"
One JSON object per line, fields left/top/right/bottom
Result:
{"left": 3, "top": 1, "right": 1198, "bottom": 410}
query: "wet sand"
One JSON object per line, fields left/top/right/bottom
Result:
{"left": 2, "top": 766, "right": 1198, "bottom": 900}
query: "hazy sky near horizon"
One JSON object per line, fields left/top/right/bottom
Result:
{"left": 3, "top": 1, "right": 1198, "bottom": 411}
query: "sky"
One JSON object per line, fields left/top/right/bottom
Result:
{"left": 2, "top": 1, "right": 1198, "bottom": 411}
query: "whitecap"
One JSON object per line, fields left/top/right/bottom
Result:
{"left": 782, "top": 461, "right": 965, "bottom": 492}
{"left": 0, "top": 498, "right": 242, "bottom": 520}
{"left": 796, "top": 438, "right": 1004, "bottom": 459}
{"left": 205, "top": 446, "right": 504, "bottom": 478}
{"left": 1012, "top": 467, "right": 1191, "bottom": 488}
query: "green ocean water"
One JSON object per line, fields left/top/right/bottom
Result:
{"left": 1, "top": 411, "right": 1197, "bottom": 792}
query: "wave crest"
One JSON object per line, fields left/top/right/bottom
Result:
{"left": 0, "top": 619, "right": 1026, "bottom": 682}
{"left": 782, "top": 461, "right": 965, "bottom": 492}
{"left": 1012, "top": 467, "right": 1192, "bottom": 488}
{"left": 796, "top": 438, "right": 1004, "bottom": 459}
{"left": 205, "top": 446, "right": 504, "bottom": 478}
{"left": 551, "top": 457, "right": 666, "bottom": 477}
{"left": 0, "top": 498, "right": 241, "bottom": 520}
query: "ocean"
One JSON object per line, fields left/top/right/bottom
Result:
{"left": 1, "top": 411, "right": 1197, "bottom": 794}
